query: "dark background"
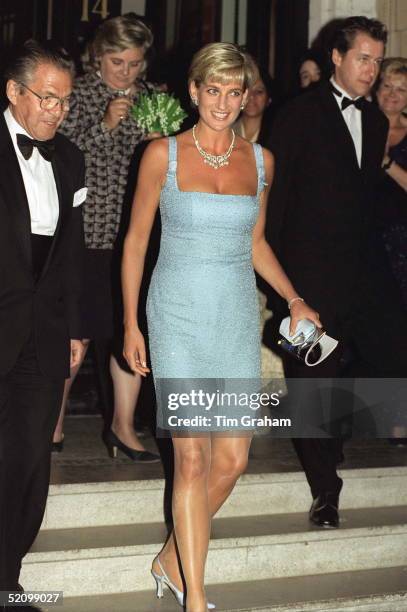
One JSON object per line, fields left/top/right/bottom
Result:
{"left": 0, "top": 0, "right": 310, "bottom": 99}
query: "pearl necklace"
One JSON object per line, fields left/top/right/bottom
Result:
{"left": 192, "top": 125, "right": 235, "bottom": 170}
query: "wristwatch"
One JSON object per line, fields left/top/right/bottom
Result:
{"left": 382, "top": 157, "right": 394, "bottom": 171}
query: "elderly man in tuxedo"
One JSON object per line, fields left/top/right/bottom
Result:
{"left": 0, "top": 40, "right": 86, "bottom": 596}
{"left": 268, "top": 16, "right": 407, "bottom": 527}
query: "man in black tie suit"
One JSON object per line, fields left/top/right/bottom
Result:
{"left": 0, "top": 41, "right": 86, "bottom": 597}
{"left": 267, "top": 17, "right": 407, "bottom": 527}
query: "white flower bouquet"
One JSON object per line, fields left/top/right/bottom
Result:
{"left": 131, "top": 92, "right": 188, "bottom": 136}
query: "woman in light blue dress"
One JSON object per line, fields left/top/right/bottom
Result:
{"left": 122, "top": 43, "right": 320, "bottom": 612}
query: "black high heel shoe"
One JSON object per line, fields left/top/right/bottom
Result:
{"left": 103, "top": 429, "right": 160, "bottom": 463}
{"left": 52, "top": 434, "right": 64, "bottom": 453}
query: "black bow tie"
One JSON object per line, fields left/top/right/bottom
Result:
{"left": 16, "top": 133, "right": 55, "bottom": 162}
{"left": 341, "top": 96, "right": 365, "bottom": 111}
{"left": 330, "top": 82, "right": 365, "bottom": 112}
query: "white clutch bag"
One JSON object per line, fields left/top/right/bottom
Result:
{"left": 278, "top": 317, "right": 338, "bottom": 366}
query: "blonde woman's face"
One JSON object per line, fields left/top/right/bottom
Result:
{"left": 190, "top": 79, "right": 248, "bottom": 130}
{"left": 377, "top": 73, "right": 407, "bottom": 115}
{"left": 99, "top": 47, "right": 144, "bottom": 90}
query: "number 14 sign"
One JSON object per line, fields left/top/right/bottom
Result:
{"left": 81, "top": 0, "right": 110, "bottom": 21}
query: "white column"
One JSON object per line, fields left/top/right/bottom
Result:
{"left": 334, "top": 0, "right": 377, "bottom": 17}
{"left": 237, "top": 0, "right": 248, "bottom": 46}
{"left": 121, "top": 0, "right": 146, "bottom": 15}
{"left": 309, "top": 0, "right": 377, "bottom": 44}
{"left": 377, "top": 0, "right": 407, "bottom": 56}
{"left": 309, "top": 0, "right": 335, "bottom": 45}
{"left": 221, "top": 0, "right": 236, "bottom": 42}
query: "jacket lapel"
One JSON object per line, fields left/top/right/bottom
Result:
{"left": 37, "top": 146, "right": 67, "bottom": 282}
{"left": 0, "top": 115, "right": 33, "bottom": 271}
{"left": 360, "top": 103, "right": 378, "bottom": 179}
{"left": 317, "top": 83, "right": 361, "bottom": 175}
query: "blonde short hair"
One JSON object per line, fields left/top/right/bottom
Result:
{"left": 188, "top": 42, "right": 257, "bottom": 91}
{"left": 89, "top": 15, "right": 153, "bottom": 76}
{"left": 380, "top": 57, "right": 407, "bottom": 80}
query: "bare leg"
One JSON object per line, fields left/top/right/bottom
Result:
{"left": 52, "top": 340, "right": 90, "bottom": 443}
{"left": 110, "top": 354, "right": 146, "bottom": 451}
{"left": 153, "top": 435, "right": 252, "bottom": 603}
{"left": 169, "top": 436, "right": 211, "bottom": 612}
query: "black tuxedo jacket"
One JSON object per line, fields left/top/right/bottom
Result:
{"left": 0, "top": 114, "right": 85, "bottom": 379}
{"left": 267, "top": 81, "right": 389, "bottom": 327}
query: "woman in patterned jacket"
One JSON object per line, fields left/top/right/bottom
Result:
{"left": 55, "top": 14, "right": 160, "bottom": 462}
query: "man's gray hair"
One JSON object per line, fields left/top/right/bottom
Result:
{"left": 4, "top": 39, "right": 75, "bottom": 86}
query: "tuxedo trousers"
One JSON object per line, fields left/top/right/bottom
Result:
{"left": 0, "top": 333, "right": 64, "bottom": 589}
{"left": 283, "top": 262, "right": 407, "bottom": 500}
{"left": 283, "top": 350, "right": 345, "bottom": 499}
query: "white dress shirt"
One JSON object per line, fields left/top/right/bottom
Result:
{"left": 330, "top": 77, "right": 363, "bottom": 168}
{"left": 4, "top": 107, "right": 59, "bottom": 235}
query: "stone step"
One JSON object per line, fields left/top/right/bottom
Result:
{"left": 41, "top": 467, "right": 407, "bottom": 530}
{"left": 21, "top": 506, "right": 407, "bottom": 598}
{"left": 38, "top": 566, "right": 407, "bottom": 611}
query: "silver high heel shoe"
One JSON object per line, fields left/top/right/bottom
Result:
{"left": 151, "top": 556, "right": 215, "bottom": 609}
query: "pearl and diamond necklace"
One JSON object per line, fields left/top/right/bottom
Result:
{"left": 192, "top": 125, "right": 235, "bottom": 170}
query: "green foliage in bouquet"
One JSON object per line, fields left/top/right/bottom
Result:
{"left": 131, "top": 92, "right": 188, "bottom": 136}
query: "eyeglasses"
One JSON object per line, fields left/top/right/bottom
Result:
{"left": 19, "top": 83, "right": 71, "bottom": 111}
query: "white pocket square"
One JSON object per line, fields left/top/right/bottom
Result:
{"left": 73, "top": 187, "right": 87, "bottom": 207}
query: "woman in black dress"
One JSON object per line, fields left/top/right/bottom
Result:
{"left": 375, "top": 58, "right": 407, "bottom": 443}
{"left": 375, "top": 58, "right": 407, "bottom": 306}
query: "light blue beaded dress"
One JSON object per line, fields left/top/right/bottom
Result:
{"left": 146, "top": 136, "right": 265, "bottom": 380}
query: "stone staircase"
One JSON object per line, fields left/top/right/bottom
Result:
{"left": 21, "top": 467, "right": 407, "bottom": 611}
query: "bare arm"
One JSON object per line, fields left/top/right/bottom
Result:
{"left": 252, "top": 148, "right": 321, "bottom": 334}
{"left": 70, "top": 339, "right": 85, "bottom": 368}
{"left": 121, "top": 138, "right": 168, "bottom": 374}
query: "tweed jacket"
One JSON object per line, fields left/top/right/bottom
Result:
{"left": 59, "top": 71, "right": 154, "bottom": 249}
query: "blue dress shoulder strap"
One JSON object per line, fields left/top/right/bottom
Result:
{"left": 166, "top": 136, "right": 177, "bottom": 182}
{"left": 252, "top": 142, "right": 267, "bottom": 196}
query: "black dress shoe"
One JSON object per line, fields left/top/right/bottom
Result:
{"left": 309, "top": 491, "right": 340, "bottom": 528}
{"left": 103, "top": 429, "right": 160, "bottom": 463}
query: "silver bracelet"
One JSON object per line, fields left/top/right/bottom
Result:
{"left": 288, "top": 297, "right": 304, "bottom": 310}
